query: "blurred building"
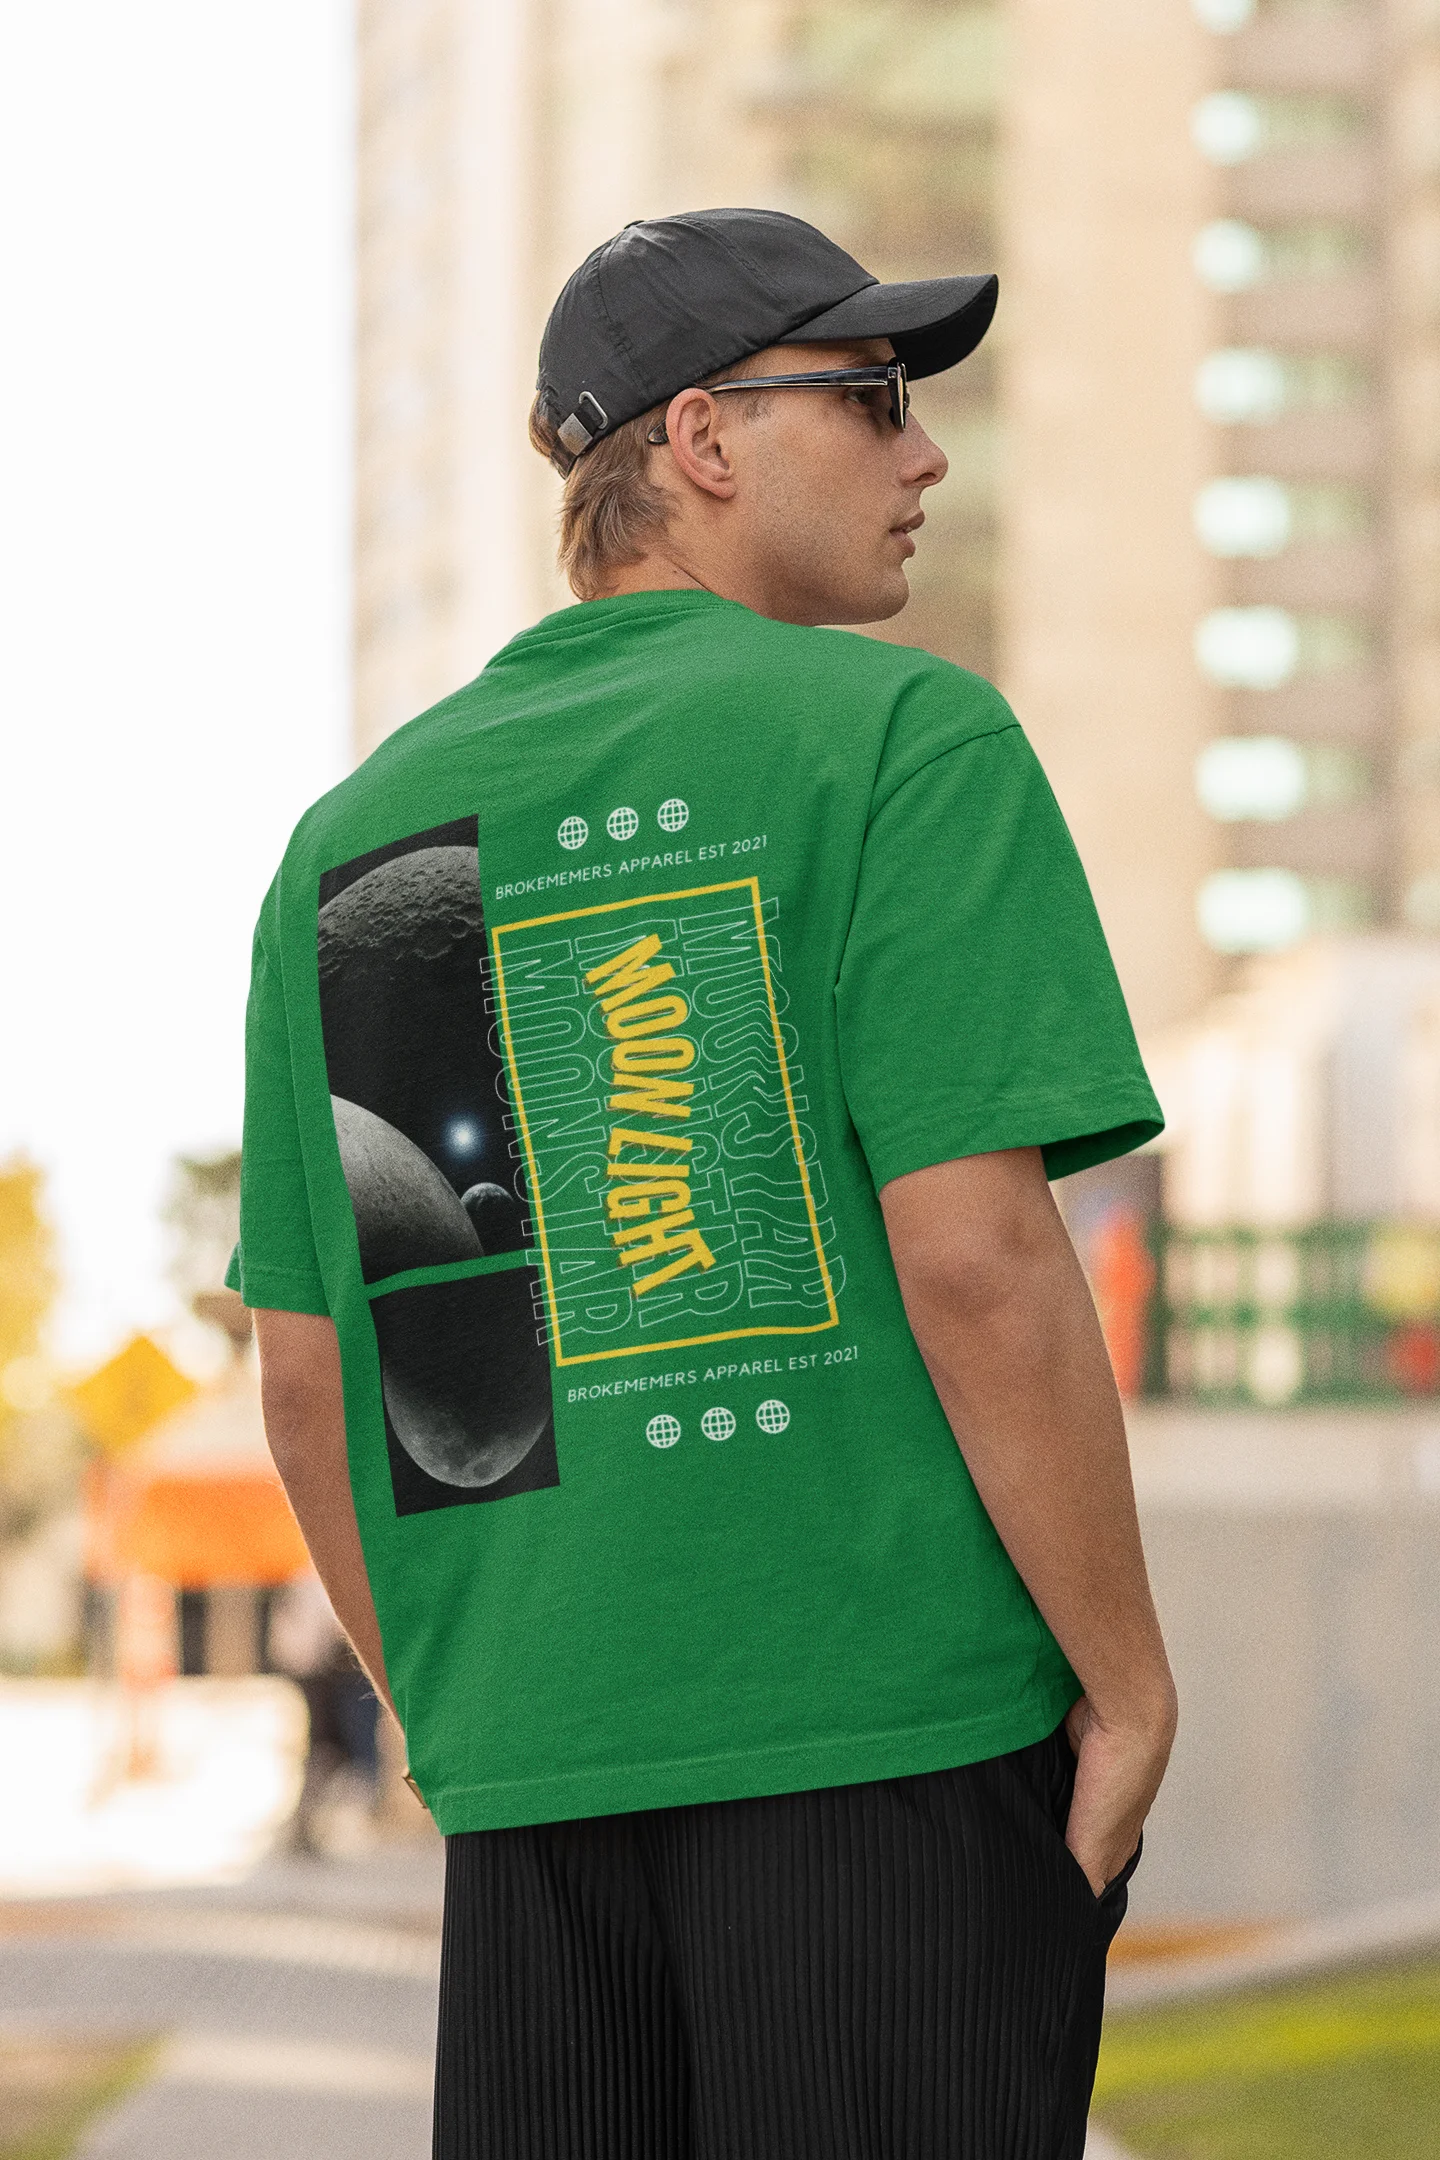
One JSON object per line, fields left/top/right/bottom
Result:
{"left": 1007, "top": 0, "right": 1440, "bottom": 1034}
{"left": 1001, "top": 0, "right": 1220, "bottom": 1036}
{"left": 79, "top": 1339, "right": 308, "bottom": 1680}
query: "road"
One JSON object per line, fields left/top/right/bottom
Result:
{"left": 0, "top": 1838, "right": 444, "bottom": 2159}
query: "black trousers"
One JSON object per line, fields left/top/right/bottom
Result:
{"left": 434, "top": 1722, "right": 1135, "bottom": 2160}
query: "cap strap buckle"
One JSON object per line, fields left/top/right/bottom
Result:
{"left": 556, "top": 390, "right": 609, "bottom": 459}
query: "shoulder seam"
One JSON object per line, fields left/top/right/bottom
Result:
{"left": 868, "top": 718, "right": 1021, "bottom": 824}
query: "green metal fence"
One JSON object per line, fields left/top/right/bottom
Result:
{"left": 1156, "top": 1223, "right": 1440, "bottom": 1407}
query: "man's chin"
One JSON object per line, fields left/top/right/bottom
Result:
{"left": 784, "top": 567, "right": 910, "bottom": 629}
{"left": 845, "top": 571, "right": 911, "bottom": 627}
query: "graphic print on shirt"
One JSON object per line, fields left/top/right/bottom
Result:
{"left": 317, "top": 817, "right": 556, "bottom": 1514}
{"left": 490, "top": 878, "right": 845, "bottom": 1364}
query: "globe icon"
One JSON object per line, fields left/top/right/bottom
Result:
{"left": 755, "top": 1398, "right": 790, "bottom": 1435}
{"left": 558, "top": 816, "right": 589, "bottom": 851}
{"left": 700, "top": 1405, "right": 736, "bottom": 1444}
{"left": 646, "top": 1413, "right": 682, "bottom": 1449}
{"left": 657, "top": 797, "right": 689, "bottom": 833}
{"left": 607, "top": 806, "right": 640, "bottom": 842}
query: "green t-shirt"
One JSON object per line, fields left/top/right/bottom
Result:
{"left": 231, "top": 589, "right": 1161, "bottom": 1833}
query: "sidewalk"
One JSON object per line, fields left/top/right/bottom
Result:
{"left": 0, "top": 1836, "right": 444, "bottom": 2160}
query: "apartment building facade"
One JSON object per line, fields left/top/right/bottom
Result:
{"left": 1187, "top": 0, "right": 1440, "bottom": 954}
{"left": 1005, "top": 0, "right": 1440, "bottom": 1034}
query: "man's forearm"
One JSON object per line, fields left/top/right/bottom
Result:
{"left": 881, "top": 1147, "right": 1176, "bottom": 1885}
{"left": 254, "top": 1308, "right": 396, "bottom": 1721}
{"left": 881, "top": 1151, "right": 1169, "bottom": 1715}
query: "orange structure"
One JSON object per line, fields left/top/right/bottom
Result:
{"left": 79, "top": 1337, "right": 308, "bottom": 1595}
{"left": 1088, "top": 1207, "right": 1158, "bottom": 1402}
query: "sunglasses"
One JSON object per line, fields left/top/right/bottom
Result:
{"left": 645, "top": 360, "right": 910, "bottom": 445}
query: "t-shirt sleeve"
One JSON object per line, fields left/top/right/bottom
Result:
{"left": 230, "top": 888, "right": 330, "bottom": 1315}
{"left": 835, "top": 704, "right": 1163, "bottom": 1191}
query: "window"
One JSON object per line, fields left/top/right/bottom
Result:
{"left": 1191, "top": 0, "right": 1363, "bottom": 25}
{"left": 1191, "top": 0, "right": 1254, "bottom": 29}
{"left": 1191, "top": 92, "right": 1368, "bottom": 166}
{"left": 1195, "top": 607, "right": 1299, "bottom": 688}
{"left": 1198, "top": 869, "right": 1372, "bottom": 953}
{"left": 1197, "top": 736, "right": 1306, "bottom": 819}
{"left": 1194, "top": 220, "right": 1268, "bottom": 291}
{"left": 1195, "top": 477, "right": 1292, "bottom": 557}
{"left": 1194, "top": 477, "right": 1370, "bottom": 556}
{"left": 1193, "top": 219, "right": 1370, "bottom": 292}
{"left": 1196, "top": 736, "right": 1369, "bottom": 820}
{"left": 1195, "top": 348, "right": 1371, "bottom": 422}
{"left": 1195, "top": 608, "right": 1372, "bottom": 688}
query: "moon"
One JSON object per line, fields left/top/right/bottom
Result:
{"left": 318, "top": 846, "right": 485, "bottom": 981}
{"left": 331, "top": 1096, "right": 480, "bottom": 1281}
{"left": 373, "top": 1267, "right": 553, "bottom": 1488}
{"left": 461, "top": 1181, "right": 527, "bottom": 1254}
{"left": 318, "top": 847, "right": 509, "bottom": 1193}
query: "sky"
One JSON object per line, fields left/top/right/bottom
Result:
{"left": 0, "top": 3, "right": 353, "bottom": 1364}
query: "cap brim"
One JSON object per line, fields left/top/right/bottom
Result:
{"left": 776, "top": 272, "right": 998, "bottom": 379}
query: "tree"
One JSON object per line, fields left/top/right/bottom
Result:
{"left": 0, "top": 1154, "right": 58, "bottom": 1424}
{"left": 0, "top": 1157, "right": 77, "bottom": 1588}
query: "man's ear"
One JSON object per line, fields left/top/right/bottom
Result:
{"left": 663, "top": 388, "right": 739, "bottom": 501}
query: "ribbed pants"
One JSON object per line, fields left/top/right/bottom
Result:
{"left": 434, "top": 1722, "right": 1134, "bottom": 2160}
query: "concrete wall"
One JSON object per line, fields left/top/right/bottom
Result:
{"left": 1129, "top": 1403, "right": 1440, "bottom": 1919}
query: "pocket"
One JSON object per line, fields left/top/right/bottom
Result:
{"left": 1101, "top": 1836, "right": 1143, "bottom": 1900}
{"left": 1095, "top": 1835, "right": 1142, "bottom": 1949}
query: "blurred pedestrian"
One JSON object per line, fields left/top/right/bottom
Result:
{"left": 267, "top": 1569, "right": 379, "bottom": 1853}
{"left": 236, "top": 209, "right": 1176, "bottom": 2158}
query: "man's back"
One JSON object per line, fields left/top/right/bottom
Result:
{"left": 239, "top": 587, "right": 1156, "bottom": 1830}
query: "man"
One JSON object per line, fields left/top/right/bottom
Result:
{"left": 232, "top": 207, "right": 1176, "bottom": 2158}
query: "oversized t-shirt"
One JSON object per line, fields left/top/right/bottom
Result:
{"left": 230, "top": 589, "right": 1162, "bottom": 1834}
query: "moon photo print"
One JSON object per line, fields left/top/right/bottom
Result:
{"left": 317, "top": 815, "right": 557, "bottom": 1515}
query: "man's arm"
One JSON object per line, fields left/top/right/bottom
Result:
{"left": 880, "top": 1145, "right": 1176, "bottom": 1893}
{"left": 253, "top": 1307, "right": 395, "bottom": 1722}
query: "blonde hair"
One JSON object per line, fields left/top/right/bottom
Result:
{"left": 528, "top": 400, "right": 670, "bottom": 602}
{"left": 528, "top": 362, "right": 770, "bottom": 601}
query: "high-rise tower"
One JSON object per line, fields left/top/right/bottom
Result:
{"left": 1184, "top": 0, "right": 1440, "bottom": 954}
{"left": 1004, "top": 0, "right": 1440, "bottom": 1037}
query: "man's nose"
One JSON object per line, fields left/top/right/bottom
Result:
{"left": 902, "top": 418, "right": 948, "bottom": 489}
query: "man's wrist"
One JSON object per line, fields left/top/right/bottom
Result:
{"left": 1075, "top": 1674, "right": 1177, "bottom": 1744}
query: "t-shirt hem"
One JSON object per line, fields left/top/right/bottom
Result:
{"left": 420, "top": 1671, "right": 1081, "bottom": 1835}
{"left": 231, "top": 1259, "right": 330, "bottom": 1317}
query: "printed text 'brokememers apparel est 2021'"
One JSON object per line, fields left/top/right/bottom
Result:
{"left": 230, "top": 590, "right": 1162, "bottom": 1834}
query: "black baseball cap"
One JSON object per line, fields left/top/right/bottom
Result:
{"left": 535, "top": 207, "right": 998, "bottom": 472}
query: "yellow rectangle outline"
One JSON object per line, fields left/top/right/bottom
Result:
{"left": 490, "top": 877, "right": 839, "bottom": 1365}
